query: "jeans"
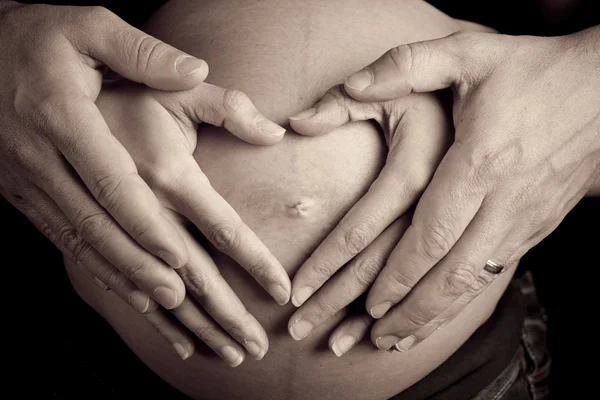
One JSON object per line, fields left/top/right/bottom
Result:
{"left": 472, "top": 272, "right": 551, "bottom": 400}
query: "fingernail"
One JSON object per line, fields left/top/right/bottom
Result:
{"left": 289, "top": 320, "right": 314, "bottom": 340}
{"left": 345, "top": 69, "right": 373, "bottom": 91}
{"left": 176, "top": 56, "right": 205, "bottom": 75}
{"left": 173, "top": 342, "right": 190, "bottom": 360}
{"left": 289, "top": 107, "right": 317, "bottom": 121}
{"left": 129, "top": 291, "right": 150, "bottom": 313}
{"left": 332, "top": 335, "right": 356, "bottom": 357}
{"left": 93, "top": 277, "right": 109, "bottom": 291}
{"left": 245, "top": 341, "right": 265, "bottom": 360}
{"left": 221, "top": 345, "right": 244, "bottom": 367}
{"left": 268, "top": 283, "right": 290, "bottom": 306}
{"left": 258, "top": 118, "right": 286, "bottom": 137}
{"left": 158, "top": 251, "right": 182, "bottom": 269}
{"left": 375, "top": 335, "right": 401, "bottom": 350}
{"left": 370, "top": 302, "right": 392, "bottom": 319}
{"left": 394, "top": 335, "right": 417, "bottom": 352}
{"left": 291, "top": 287, "right": 314, "bottom": 307}
{"left": 153, "top": 286, "right": 178, "bottom": 309}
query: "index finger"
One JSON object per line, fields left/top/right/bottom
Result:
{"left": 166, "top": 162, "right": 291, "bottom": 306}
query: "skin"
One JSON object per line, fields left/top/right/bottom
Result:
{"left": 0, "top": 0, "right": 291, "bottom": 350}
{"left": 290, "top": 22, "right": 600, "bottom": 351}
{"left": 65, "top": 2, "right": 516, "bottom": 399}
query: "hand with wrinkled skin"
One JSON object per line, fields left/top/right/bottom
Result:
{"left": 0, "top": 1, "right": 288, "bottom": 331}
{"left": 289, "top": 25, "right": 600, "bottom": 353}
{"left": 27, "top": 80, "right": 290, "bottom": 364}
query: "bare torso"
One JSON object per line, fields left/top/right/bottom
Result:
{"left": 65, "top": 1, "right": 515, "bottom": 399}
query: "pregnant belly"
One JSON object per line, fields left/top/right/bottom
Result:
{"left": 65, "top": 1, "right": 514, "bottom": 399}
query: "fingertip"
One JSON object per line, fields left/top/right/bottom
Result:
{"left": 268, "top": 282, "right": 291, "bottom": 306}
{"left": 175, "top": 56, "right": 209, "bottom": 80}
{"left": 153, "top": 284, "right": 185, "bottom": 309}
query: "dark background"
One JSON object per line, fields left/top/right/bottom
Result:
{"left": 5, "top": 0, "right": 599, "bottom": 399}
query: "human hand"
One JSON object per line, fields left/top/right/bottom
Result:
{"left": 0, "top": 3, "right": 286, "bottom": 317}
{"left": 285, "top": 87, "right": 451, "bottom": 349}
{"left": 296, "top": 27, "right": 600, "bottom": 351}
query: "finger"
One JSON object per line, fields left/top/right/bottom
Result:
{"left": 371, "top": 202, "right": 512, "bottom": 349}
{"left": 169, "top": 213, "right": 269, "bottom": 360}
{"left": 144, "top": 309, "right": 196, "bottom": 361}
{"left": 288, "top": 217, "right": 410, "bottom": 341}
{"left": 329, "top": 314, "right": 373, "bottom": 357}
{"left": 170, "top": 298, "right": 247, "bottom": 367}
{"left": 35, "top": 163, "right": 186, "bottom": 309}
{"left": 342, "top": 32, "right": 496, "bottom": 102}
{"left": 365, "top": 144, "right": 485, "bottom": 319}
{"left": 291, "top": 94, "right": 450, "bottom": 306}
{"left": 67, "top": 6, "right": 208, "bottom": 90}
{"left": 165, "top": 164, "right": 291, "bottom": 306}
{"left": 288, "top": 85, "right": 380, "bottom": 136}
{"left": 34, "top": 93, "right": 189, "bottom": 270}
{"left": 6, "top": 179, "right": 159, "bottom": 314}
{"left": 166, "top": 83, "right": 286, "bottom": 145}
{"left": 391, "top": 263, "right": 512, "bottom": 352}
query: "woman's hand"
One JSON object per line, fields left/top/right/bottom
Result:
{"left": 94, "top": 81, "right": 289, "bottom": 364}
{"left": 285, "top": 87, "right": 452, "bottom": 349}
{"left": 291, "top": 26, "right": 600, "bottom": 351}
{"left": 0, "top": 3, "right": 286, "bottom": 313}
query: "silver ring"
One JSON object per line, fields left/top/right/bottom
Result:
{"left": 484, "top": 260, "right": 504, "bottom": 274}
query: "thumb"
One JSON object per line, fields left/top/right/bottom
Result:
{"left": 289, "top": 85, "right": 381, "bottom": 136}
{"left": 73, "top": 8, "right": 208, "bottom": 91}
{"left": 343, "top": 31, "right": 491, "bottom": 102}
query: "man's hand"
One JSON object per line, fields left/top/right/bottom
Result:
{"left": 289, "top": 26, "right": 600, "bottom": 351}
{"left": 0, "top": 3, "right": 286, "bottom": 315}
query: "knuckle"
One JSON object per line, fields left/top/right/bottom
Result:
{"left": 315, "top": 298, "right": 342, "bottom": 316}
{"left": 351, "top": 257, "right": 383, "bottom": 287}
{"left": 77, "top": 212, "right": 113, "bottom": 248}
{"left": 74, "top": 5, "right": 114, "bottom": 29}
{"left": 442, "top": 262, "right": 479, "bottom": 298}
{"left": 191, "top": 325, "right": 218, "bottom": 343}
{"left": 322, "top": 86, "right": 348, "bottom": 109}
{"left": 220, "top": 318, "right": 248, "bottom": 339}
{"left": 340, "top": 223, "right": 373, "bottom": 257}
{"left": 469, "top": 275, "right": 491, "bottom": 296}
{"left": 145, "top": 165, "right": 185, "bottom": 193}
{"left": 182, "top": 269, "right": 212, "bottom": 300}
{"left": 58, "top": 225, "right": 90, "bottom": 261}
{"left": 472, "top": 141, "right": 524, "bottom": 184}
{"left": 310, "top": 258, "right": 338, "bottom": 281}
{"left": 245, "top": 257, "right": 271, "bottom": 281}
{"left": 91, "top": 173, "right": 126, "bottom": 211}
{"left": 26, "top": 93, "right": 85, "bottom": 131}
{"left": 388, "top": 44, "right": 412, "bottom": 77}
{"left": 406, "top": 309, "right": 433, "bottom": 328}
{"left": 222, "top": 89, "right": 251, "bottom": 113}
{"left": 4, "top": 138, "right": 39, "bottom": 169}
{"left": 207, "top": 220, "right": 242, "bottom": 253}
{"left": 418, "top": 223, "right": 454, "bottom": 261}
{"left": 102, "top": 268, "right": 122, "bottom": 291}
{"left": 134, "top": 35, "right": 170, "bottom": 77}
{"left": 126, "top": 257, "right": 153, "bottom": 280}
{"left": 387, "top": 268, "right": 416, "bottom": 297}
